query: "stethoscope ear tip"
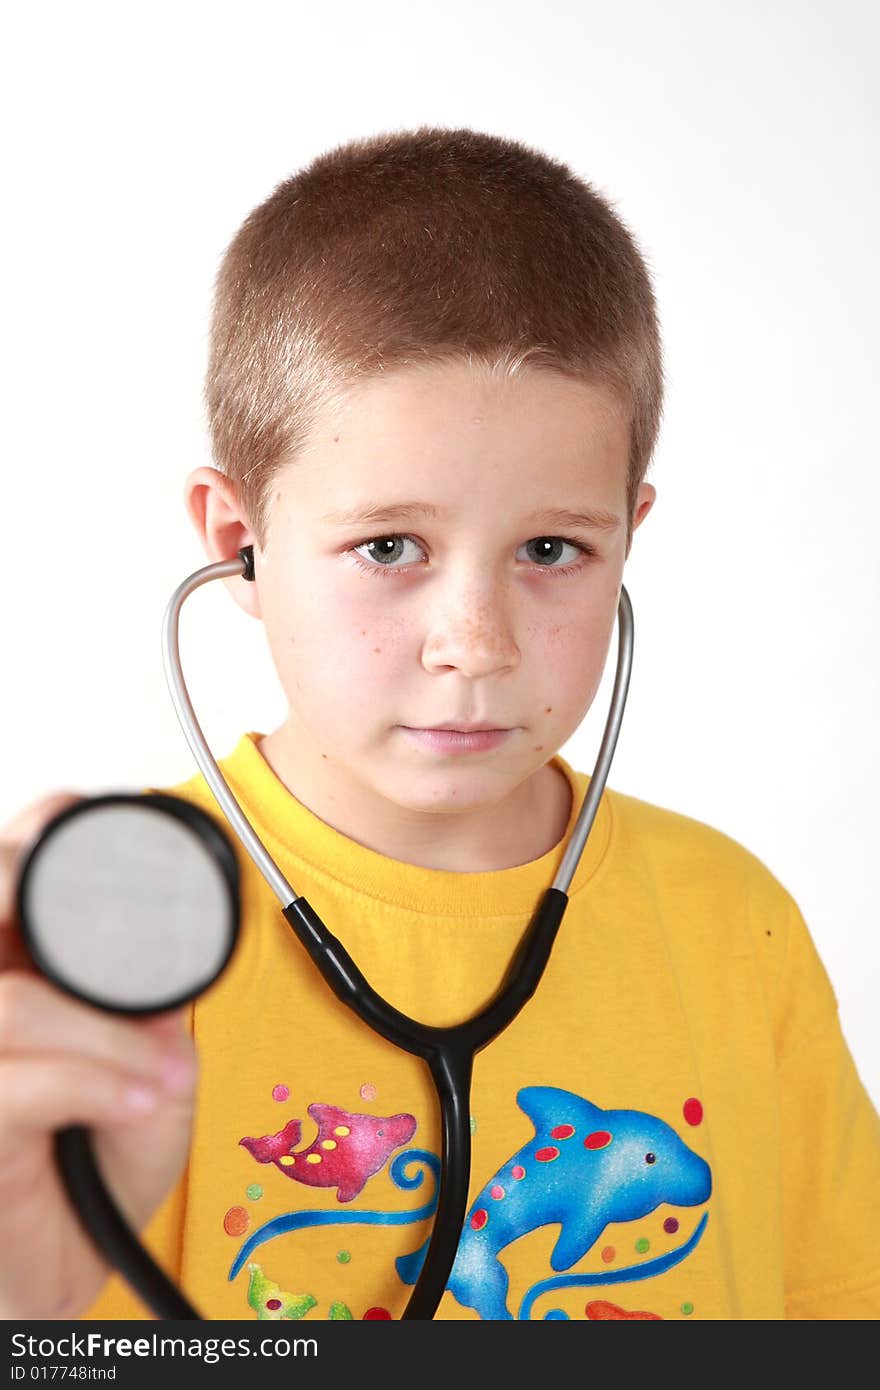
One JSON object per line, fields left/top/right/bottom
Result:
{"left": 238, "top": 546, "right": 255, "bottom": 582}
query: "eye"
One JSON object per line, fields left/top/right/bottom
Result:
{"left": 349, "top": 533, "right": 595, "bottom": 578}
{"left": 645, "top": 1153, "right": 656, "bottom": 1165}
{"left": 354, "top": 535, "right": 425, "bottom": 569}
{"left": 520, "top": 537, "right": 588, "bottom": 570}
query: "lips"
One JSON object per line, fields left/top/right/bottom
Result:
{"left": 413, "top": 722, "right": 509, "bottom": 733}
{"left": 400, "top": 727, "right": 514, "bottom": 754}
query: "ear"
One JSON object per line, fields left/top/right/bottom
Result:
{"left": 625, "top": 482, "right": 657, "bottom": 559}
{"left": 183, "top": 467, "right": 262, "bottom": 619}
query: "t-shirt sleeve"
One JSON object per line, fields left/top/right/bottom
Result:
{"left": 773, "top": 896, "right": 880, "bottom": 1318}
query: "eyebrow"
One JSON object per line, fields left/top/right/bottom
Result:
{"left": 319, "top": 501, "right": 622, "bottom": 532}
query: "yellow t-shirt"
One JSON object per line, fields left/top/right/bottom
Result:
{"left": 82, "top": 733, "right": 880, "bottom": 1321}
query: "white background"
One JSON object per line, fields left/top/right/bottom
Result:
{"left": 3, "top": 1, "right": 878, "bottom": 1106}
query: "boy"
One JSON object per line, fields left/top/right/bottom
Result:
{"left": 1, "top": 127, "right": 878, "bottom": 1322}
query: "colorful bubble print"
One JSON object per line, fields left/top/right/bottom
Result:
{"left": 359, "top": 1082, "right": 377, "bottom": 1102}
{"left": 272, "top": 1084, "right": 290, "bottom": 1102}
{"left": 683, "top": 1097, "right": 703, "bottom": 1126}
{"left": 224, "top": 1206, "right": 249, "bottom": 1236}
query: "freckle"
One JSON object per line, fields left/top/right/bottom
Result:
{"left": 321, "top": 753, "right": 328, "bottom": 760}
{"left": 361, "top": 630, "right": 367, "bottom": 636}
{"left": 534, "top": 745, "right": 544, "bottom": 752}
{"left": 333, "top": 435, "right": 340, "bottom": 443}
{"left": 373, "top": 647, "right": 381, "bottom": 654}
{"left": 544, "top": 707, "right": 552, "bottom": 714}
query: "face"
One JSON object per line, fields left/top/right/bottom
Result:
{"left": 189, "top": 360, "right": 655, "bottom": 850}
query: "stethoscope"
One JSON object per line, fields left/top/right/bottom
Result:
{"left": 15, "top": 544, "right": 634, "bottom": 1321}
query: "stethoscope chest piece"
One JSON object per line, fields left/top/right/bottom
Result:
{"left": 16, "top": 793, "right": 241, "bottom": 1015}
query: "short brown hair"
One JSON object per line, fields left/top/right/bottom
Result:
{"left": 205, "top": 126, "right": 664, "bottom": 551}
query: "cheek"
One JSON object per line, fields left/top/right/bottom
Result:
{"left": 527, "top": 601, "right": 613, "bottom": 696}
{"left": 264, "top": 576, "right": 409, "bottom": 704}
{"left": 324, "top": 583, "right": 411, "bottom": 675}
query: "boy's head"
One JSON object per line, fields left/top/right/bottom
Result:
{"left": 186, "top": 128, "right": 661, "bottom": 855}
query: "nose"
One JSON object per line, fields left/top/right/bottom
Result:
{"left": 420, "top": 582, "right": 521, "bottom": 679}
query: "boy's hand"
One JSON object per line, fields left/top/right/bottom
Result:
{"left": 0, "top": 793, "right": 199, "bottom": 1320}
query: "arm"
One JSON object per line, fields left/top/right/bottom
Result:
{"left": 774, "top": 897, "right": 880, "bottom": 1318}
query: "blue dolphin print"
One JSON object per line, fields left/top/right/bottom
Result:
{"left": 397, "top": 1086, "right": 712, "bottom": 1320}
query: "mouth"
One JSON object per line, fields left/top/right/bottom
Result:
{"left": 409, "top": 722, "right": 512, "bottom": 733}
{"left": 399, "top": 726, "right": 515, "bottom": 753}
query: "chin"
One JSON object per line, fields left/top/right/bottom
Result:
{"left": 384, "top": 767, "right": 511, "bottom": 808}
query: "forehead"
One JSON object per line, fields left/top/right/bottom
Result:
{"left": 281, "top": 360, "right": 630, "bottom": 513}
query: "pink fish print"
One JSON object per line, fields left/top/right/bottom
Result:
{"left": 240, "top": 1103, "right": 417, "bottom": 1202}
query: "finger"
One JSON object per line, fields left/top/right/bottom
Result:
{"left": 140, "top": 1003, "right": 194, "bottom": 1046}
{"left": 0, "top": 973, "right": 195, "bottom": 1089}
{"left": 0, "top": 1055, "right": 171, "bottom": 1169}
{"left": 0, "top": 844, "right": 35, "bottom": 974}
{"left": 0, "top": 792, "right": 84, "bottom": 847}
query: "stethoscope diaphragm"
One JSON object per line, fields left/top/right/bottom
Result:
{"left": 16, "top": 793, "right": 240, "bottom": 1015}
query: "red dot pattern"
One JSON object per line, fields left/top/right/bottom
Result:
{"left": 363, "top": 1307, "right": 392, "bottom": 1320}
{"left": 470, "top": 1208, "right": 488, "bottom": 1230}
{"left": 535, "top": 1146, "right": 560, "bottom": 1163}
{"left": 584, "top": 1130, "right": 612, "bottom": 1150}
{"left": 550, "top": 1123, "right": 575, "bottom": 1140}
{"left": 683, "top": 1098, "right": 704, "bottom": 1126}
